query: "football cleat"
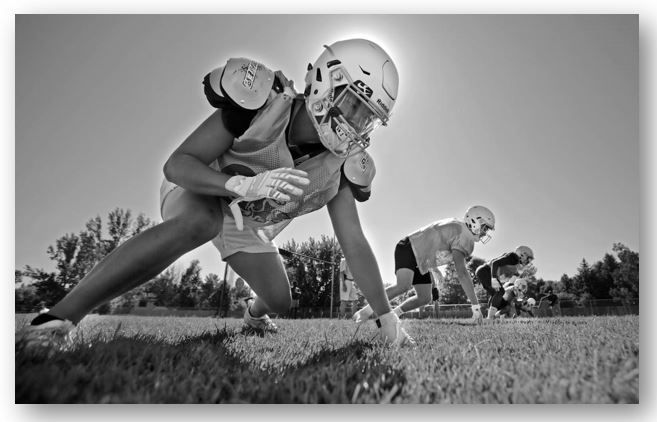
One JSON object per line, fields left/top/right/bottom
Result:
{"left": 243, "top": 307, "right": 278, "bottom": 333}
{"left": 20, "top": 314, "right": 76, "bottom": 350}
{"left": 352, "top": 305, "right": 374, "bottom": 323}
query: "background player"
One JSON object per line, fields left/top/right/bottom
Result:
{"left": 474, "top": 246, "right": 535, "bottom": 319}
{"left": 352, "top": 205, "right": 495, "bottom": 324}
{"left": 338, "top": 257, "right": 359, "bottom": 318}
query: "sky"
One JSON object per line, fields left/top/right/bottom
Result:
{"left": 13, "top": 14, "right": 640, "bottom": 285}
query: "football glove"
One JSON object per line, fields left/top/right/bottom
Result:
{"left": 225, "top": 168, "right": 309, "bottom": 230}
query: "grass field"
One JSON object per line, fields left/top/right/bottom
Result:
{"left": 14, "top": 314, "right": 639, "bottom": 404}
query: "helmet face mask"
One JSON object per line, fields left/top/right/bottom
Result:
{"left": 477, "top": 224, "right": 493, "bottom": 244}
{"left": 305, "top": 39, "right": 398, "bottom": 158}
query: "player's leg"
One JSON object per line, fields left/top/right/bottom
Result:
{"left": 34, "top": 185, "right": 223, "bottom": 326}
{"left": 393, "top": 268, "right": 432, "bottom": 317}
{"left": 352, "top": 268, "right": 413, "bottom": 322}
{"left": 397, "top": 283, "right": 432, "bottom": 315}
{"left": 213, "top": 209, "right": 291, "bottom": 332}
{"left": 226, "top": 251, "right": 291, "bottom": 332}
{"left": 495, "top": 290, "right": 516, "bottom": 318}
{"left": 475, "top": 265, "right": 497, "bottom": 318}
{"left": 353, "top": 237, "right": 413, "bottom": 322}
{"left": 489, "top": 289, "right": 507, "bottom": 319}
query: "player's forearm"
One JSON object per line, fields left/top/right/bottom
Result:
{"left": 337, "top": 232, "right": 390, "bottom": 315}
{"left": 164, "top": 152, "right": 233, "bottom": 196}
{"left": 457, "top": 272, "right": 479, "bottom": 305}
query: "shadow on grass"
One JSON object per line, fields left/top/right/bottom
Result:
{"left": 16, "top": 326, "right": 406, "bottom": 404}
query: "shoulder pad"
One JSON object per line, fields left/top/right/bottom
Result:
{"left": 207, "top": 58, "right": 275, "bottom": 110}
{"left": 343, "top": 150, "right": 376, "bottom": 187}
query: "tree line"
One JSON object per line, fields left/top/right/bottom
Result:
{"left": 455, "top": 243, "right": 638, "bottom": 306}
{"left": 15, "top": 208, "right": 639, "bottom": 313}
{"left": 14, "top": 208, "right": 250, "bottom": 314}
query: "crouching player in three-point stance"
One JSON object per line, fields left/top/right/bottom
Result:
{"left": 352, "top": 206, "right": 495, "bottom": 324}
{"left": 25, "top": 38, "right": 413, "bottom": 346}
{"left": 474, "top": 246, "right": 535, "bottom": 319}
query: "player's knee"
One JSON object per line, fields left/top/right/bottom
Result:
{"left": 396, "top": 276, "right": 413, "bottom": 291}
{"left": 176, "top": 210, "right": 221, "bottom": 246}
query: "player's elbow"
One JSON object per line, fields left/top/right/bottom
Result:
{"left": 163, "top": 152, "right": 188, "bottom": 184}
{"left": 163, "top": 154, "right": 178, "bottom": 183}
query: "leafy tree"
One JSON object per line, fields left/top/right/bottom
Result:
{"left": 558, "top": 273, "right": 573, "bottom": 295}
{"left": 22, "top": 267, "right": 67, "bottom": 307}
{"left": 198, "top": 273, "right": 220, "bottom": 308}
{"left": 280, "top": 235, "right": 340, "bottom": 310}
{"left": 175, "top": 260, "right": 203, "bottom": 308}
{"left": 106, "top": 208, "right": 133, "bottom": 252}
{"left": 438, "top": 262, "right": 468, "bottom": 304}
{"left": 609, "top": 243, "right": 639, "bottom": 302}
{"left": 145, "top": 266, "right": 179, "bottom": 306}
{"left": 22, "top": 208, "right": 155, "bottom": 292}
{"left": 211, "top": 279, "right": 232, "bottom": 317}
{"left": 15, "top": 284, "right": 40, "bottom": 313}
{"left": 18, "top": 208, "right": 156, "bottom": 310}
{"left": 590, "top": 253, "right": 617, "bottom": 299}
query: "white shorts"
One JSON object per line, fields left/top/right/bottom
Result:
{"left": 159, "top": 179, "right": 278, "bottom": 260}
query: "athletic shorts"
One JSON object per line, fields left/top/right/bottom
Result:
{"left": 394, "top": 237, "right": 432, "bottom": 285}
{"left": 475, "top": 264, "right": 495, "bottom": 294}
{"left": 159, "top": 179, "right": 278, "bottom": 259}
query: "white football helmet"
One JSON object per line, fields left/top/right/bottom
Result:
{"left": 304, "top": 39, "right": 399, "bottom": 158}
{"left": 515, "top": 245, "right": 534, "bottom": 265}
{"left": 464, "top": 205, "right": 495, "bottom": 243}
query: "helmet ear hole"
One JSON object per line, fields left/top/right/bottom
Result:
{"left": 316, "top": 68, "right": 322, "bottom": 82}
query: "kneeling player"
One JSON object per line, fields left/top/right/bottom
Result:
{"left": 474, "top": 246, "right": 534, "bottom": 319}
{"left": 353, "top": 205, "right": 495, "bottom": 324}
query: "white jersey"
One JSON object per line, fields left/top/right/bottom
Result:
{"left": 407, "top": 218, "right": 477, "bottom": 275}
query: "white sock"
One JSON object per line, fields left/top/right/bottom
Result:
{"left": 487, "top": 307, "right": 498, "bottom": 319}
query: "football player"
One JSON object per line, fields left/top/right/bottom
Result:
{"left": 474, "top": 246, "right": 535, "bottom": 319}
{"left": 352, "top": 205, "right": 495, "bottom": 324}
{"left": 25, "top": 39, "right": 414, "bottom": 347}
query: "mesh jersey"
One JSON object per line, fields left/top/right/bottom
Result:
{"left": 202, "top": 59, "right": 371, "bottom": 240}
{"left": 407, "top": 218, "right": 476, "bottom": 275}
{"left": 489, "top": 252, "right": 522, "bottom": 279}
